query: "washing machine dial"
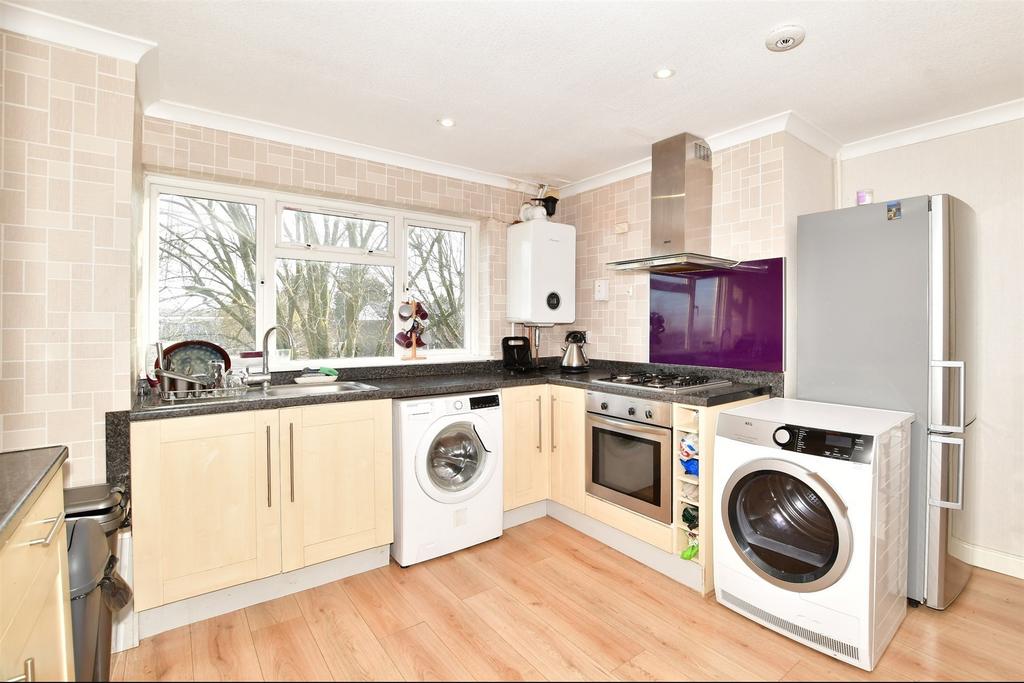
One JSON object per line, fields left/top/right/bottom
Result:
{"left": 773, "top": 427, "right": 792, "bottom": 446}
{"left": 453, "top": 399, "right": 464, "bottom": 411}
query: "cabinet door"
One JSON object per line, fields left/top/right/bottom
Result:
{"left": 131, "top": 411, "right": 282, "bottom": 610}
{"left": 280, "top": 400, "right": 393, "bottom": 572}
{"left": 549, "top": 385, "right": 586, "bottom": 512}
{"left": 501, "top": 385, "right": 550, "bottom": 510}
{"left": 0, "top": 473, "right": 74, "bottom": 682}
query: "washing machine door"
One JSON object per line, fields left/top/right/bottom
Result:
{"left": 722, "top": 458, "right": 853, "bottom": 592}
{"left": 416, "top": 414, "right": 497, "bottom": 504}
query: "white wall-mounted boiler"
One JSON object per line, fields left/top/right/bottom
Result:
{"left": 506, "top": 219, "right": 576, "bottom": 324}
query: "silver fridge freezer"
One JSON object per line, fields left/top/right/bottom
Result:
{"left": 796, "top": 194, "right": 973, "bottom": 609}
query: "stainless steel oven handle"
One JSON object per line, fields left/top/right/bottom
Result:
{"left": 587, "top": 412, "right": 673, "bottom": 440}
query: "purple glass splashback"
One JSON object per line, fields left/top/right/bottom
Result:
{"left": 649, "top": 257, "right": 784, "bottom": 372}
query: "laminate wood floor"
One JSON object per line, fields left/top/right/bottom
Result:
{"left": 111, "top": 517, "right": 1024, "bottom": 681}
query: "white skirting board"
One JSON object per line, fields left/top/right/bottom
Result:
{"left": 502, "top": 500, "right": 547, "bottom": 529}
{"left": 137, "top": 545, "right": 390, "bottom": 640}
{"left": 111, "top": 529, "right": 139, "bottom": 653}
{"left": 504, "top": 501, "right": 704, "bottom": 593}
{"left": 950, "top": 536, "right": 1024, "bottom": 580}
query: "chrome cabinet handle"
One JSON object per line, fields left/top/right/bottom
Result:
{"left": 929, "top": 435, "right": 965, "bottom": 510}
{"left": 6, "top": 658, "right": 34, "bottom": 682}
{"left": 266, "top": 425, "right": 272, "bottom": 508}
{"left": 550, "top": 396, "right": 557, "bottom": 450}
{"left": 929, "top": 360, "right": 966, "bottom": 432}
{"left": 28, "top": 513, "right": 64, "bottom": 548}
{"left": 289, "top": 423, "right": 295, "bottom": 503}
{"left": 536, "top": 395, "right": 542, "bottom": 451}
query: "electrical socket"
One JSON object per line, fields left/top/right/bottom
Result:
{"left": 614, "top": 222, "right": 629, "bottom": 234}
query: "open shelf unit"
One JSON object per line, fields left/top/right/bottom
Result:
{"left": 670, "top": 395, "right": 769, "bottom": 596}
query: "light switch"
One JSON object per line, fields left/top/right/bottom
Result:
{"left": 614, "top": 222, "right": 629, "bottom": 234}
{"left": 594, "top": 279, "right": 609, "bottom": 301}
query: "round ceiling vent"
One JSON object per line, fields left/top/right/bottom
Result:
{"left": 765, "top": 25, "right": 806, "bottom": 52}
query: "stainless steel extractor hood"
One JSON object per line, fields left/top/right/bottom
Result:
{"left": 607, "top": 132, "right": 739, "bottom": 273}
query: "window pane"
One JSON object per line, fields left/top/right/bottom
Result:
{"left": 158, "top": 193, "right": 257, "bottom": 355}
{"left": 276, "top": 259, "right": 394, "bottom": 359}
{"left": 281, "top": 207, "right": 388, "bottom": 252}
{"left": 406, "top": 225, "right": 466, "bottom": 350}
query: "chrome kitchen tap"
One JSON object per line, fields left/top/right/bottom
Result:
{"left": 245, "top": 325, "right": 293, "bottom": 391}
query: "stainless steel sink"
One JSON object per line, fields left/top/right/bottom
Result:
{"left": 263, "top": 381, "right": 379, "bottom": 397}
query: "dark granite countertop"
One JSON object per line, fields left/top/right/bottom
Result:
{"left": 0, "top": 446, "right": 68, "bottom": 549}
{"left": 128, "top": 368, "right": 772, "bottom": 421}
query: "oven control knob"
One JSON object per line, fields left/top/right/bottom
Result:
{"left": 600, "top": 402, "right": 609, "bottom": 410}
{"left": 645, "top": 409, "right": 654, "bottom": 419}
{"left": 773, "top": 427, "right": 792, "bottom": 446}
{"left": 628, "top": 407, "right": 636, "bottom": 416}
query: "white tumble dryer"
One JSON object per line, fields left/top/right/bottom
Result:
{"left": 713, "top": 398, "right": 913, "bottom": 671}
{"left": 392, "top": 391, "right": 503, "bottom": 566}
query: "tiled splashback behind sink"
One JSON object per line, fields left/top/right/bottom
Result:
{"left": 650, "top": 257, "right": 784, "bottom": 372}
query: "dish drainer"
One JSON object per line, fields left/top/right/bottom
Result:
{"left": 159, "top": 385, "right": 249, "bottom": 402}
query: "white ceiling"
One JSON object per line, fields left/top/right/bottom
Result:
{"left": 18, "top": 0, "right": 1024, "bottom": 186}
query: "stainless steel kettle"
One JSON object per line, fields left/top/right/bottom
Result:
{"left": 560, "top": 331, "right": 589, "bottom": 373}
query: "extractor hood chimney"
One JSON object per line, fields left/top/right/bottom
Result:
{"left": 607, "top": 132, "right": 739, "bottom": 273}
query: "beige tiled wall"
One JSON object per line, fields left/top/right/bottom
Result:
{"left": 0, "top": 30, "right": 135, "bottom": 485}
{"left": 539, "top": 174, "right": 652, "bottom": 362}
{"left": 709, "top": 133, "right": 786, "bottom": 260}
{"left": 139, "top": 117, "right": 529, "bottom": 359}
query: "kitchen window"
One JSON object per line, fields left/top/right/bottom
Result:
{"left": 147, "top": 177, "right": 478, "bottom": 368}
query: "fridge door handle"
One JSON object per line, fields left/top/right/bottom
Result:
{"left": 928, "top": 434, "right": 965, "bottom": 510}
{"left": 929, "top": 360, "right": 965, "bottom": 432}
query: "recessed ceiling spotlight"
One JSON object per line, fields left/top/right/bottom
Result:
{"left": 653, "top": 67, "right": 676, "bottom": 80}
{"left": 765, "top": 25, "right": 806, "bottom": 52}
{"left": 437, "top": 117, "right": 456, "bottom": 128}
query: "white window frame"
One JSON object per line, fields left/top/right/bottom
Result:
{"left": 143, "top": 174, "right": 482, "bottom": 371}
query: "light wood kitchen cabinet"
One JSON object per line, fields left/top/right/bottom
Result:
{"left": 131, "top": 401, "right": 394, "bottom": 609}
{"left": 279, "top": 400, "right": 393, "bottom": 572}
{"left": 131, "top": 410, "right": 282, "bottom": 610}
{"left": 501, "top": 385, "right": 550, "bottom": 510}
{"left": 0, "top": 471, "right": 75, "bottom": 682}
{"left": 548, "top": 385, "right": 586, "bottom": 512}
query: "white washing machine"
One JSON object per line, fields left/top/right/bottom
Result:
{"left": 713, "top": 398, "right": 913, "bottom": 671}
{"left": 392, "top": 391, "right": 503, "bottom": 566}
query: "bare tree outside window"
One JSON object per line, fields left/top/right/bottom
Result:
{"left": 158, "top": 194, "right": 257, "bottom": 355}
{"left": 277, "top": 209, "right": 394, "bottom": 359}
{"left": 157, "top": 192, "right": 470, "bottom": 362}
{"left": 406, "top": 225, "right": 466, "bottom": 349}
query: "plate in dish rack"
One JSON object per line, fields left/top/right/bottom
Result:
{"left": 293, "top": 375, "right": 339, "bottom": 385}
{"left": 157, "top": 340, "right": 231, "bottom": 374}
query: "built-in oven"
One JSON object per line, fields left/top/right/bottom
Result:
{"left": 585, "top": 390, "right": 673, "bottom": 524}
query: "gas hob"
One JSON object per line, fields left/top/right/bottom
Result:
{"left": 592, "top": 372, "right": 731, "bottom": 395}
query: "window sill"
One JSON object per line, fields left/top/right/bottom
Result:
{"left": 261, "top": 353, "right": 497, "bottom": 373}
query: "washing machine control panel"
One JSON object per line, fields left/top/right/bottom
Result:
{"left": 773, "top": 425, "right": 873, "bottom": 463}
{"left": 469, "top": 394, "right": 500, "bottom": 410}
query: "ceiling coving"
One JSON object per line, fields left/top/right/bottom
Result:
{"left": 11, "top": 0, "right": 1024, "bottom": 188}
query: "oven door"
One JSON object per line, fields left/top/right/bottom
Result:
{"left": 585, "top": 413, "right": 672, "bottom": 524}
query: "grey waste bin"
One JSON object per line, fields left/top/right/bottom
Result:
{"left": 67, "top": 519, "right": 113, "bottom": 682}
{"left": 64, "top": 484, "right": 129, "bottom": 555}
